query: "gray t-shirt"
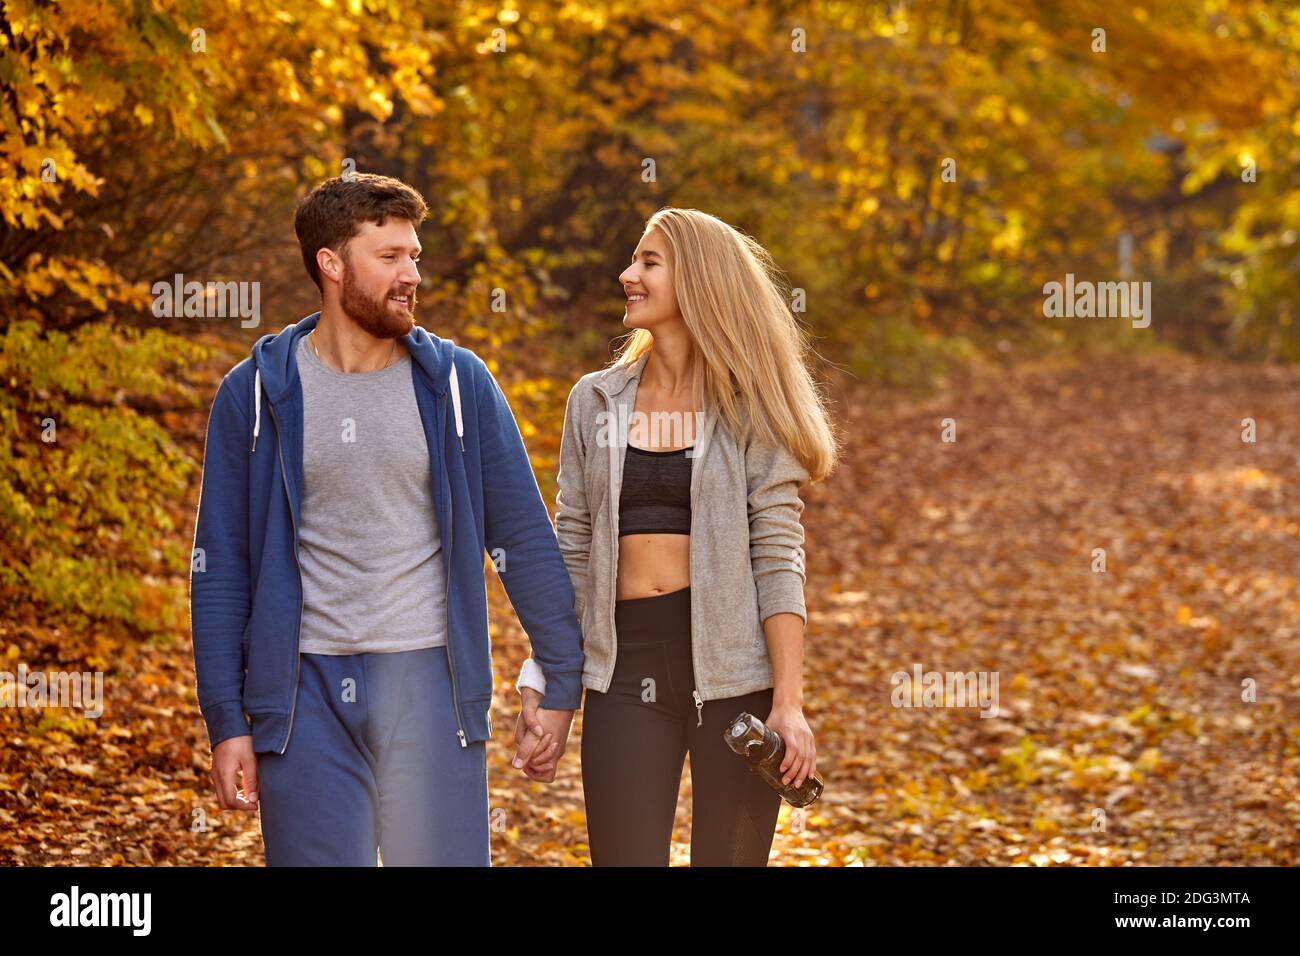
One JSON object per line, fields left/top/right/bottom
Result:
{"left": 295, "top": 334, "right": 448, "bottom": 654}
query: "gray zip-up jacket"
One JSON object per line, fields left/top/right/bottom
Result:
{"left": 554, "top": 351, "right": 809, "bottom": 714}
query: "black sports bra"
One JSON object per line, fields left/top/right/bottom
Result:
{"left": 618, "top": 444, "right": 693, "bottom": 536}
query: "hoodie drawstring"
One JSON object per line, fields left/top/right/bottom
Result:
{"left": 251, "top": 349, "right": 462, "bottom": 453}
{"left": 251, "top": 367, "right": 262, "bottom": 453}
{"left": 449, "top": 360, "right": 464, "bottom": 451}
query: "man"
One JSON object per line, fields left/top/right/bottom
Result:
{"left": 188, "top": 173, "right": 582, "bottom": 865}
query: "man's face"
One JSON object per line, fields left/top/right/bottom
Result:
{"left": 332, "top": 218, "right": 421, "bottom": 339}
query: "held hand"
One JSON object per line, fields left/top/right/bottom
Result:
{"left": 513, "top": 686, "right": 558, "bottom": 779}
{"left": 519, "top": 701, "right": 575, "bottom": 783}
{"left": 212, "top": 735, "right": 260, "bottom": 811}
{"left": 765, "top": 703, "right": 817, "bottom": 789}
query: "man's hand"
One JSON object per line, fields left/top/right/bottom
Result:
{"left": 513, "top": 687, "right": 573, "bottom": 783}
{"left": 513, "top": 687, "right": 554, "bottom": 776}
{"left": 212, "top": 735, "right": 259, "bottom": 810}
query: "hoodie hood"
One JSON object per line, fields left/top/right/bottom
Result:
{"left": 247, "top": 311, "right": 463, "bottom": 452}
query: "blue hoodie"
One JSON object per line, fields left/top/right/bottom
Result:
{"left": 189, "top": 311, "right": 584, "bottom": 754}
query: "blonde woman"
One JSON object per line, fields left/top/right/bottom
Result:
{"left": 517, "top": 207, "right": 838, "bottom": 865}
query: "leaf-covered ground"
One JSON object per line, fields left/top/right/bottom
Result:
{"left": 3, "top": 351, "right": 1297, "bottom": 865}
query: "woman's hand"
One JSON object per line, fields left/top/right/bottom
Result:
{"left": 514, "top": 687, "right": 558, "bottom": 781}
{"left": 764, "top": 702, "right": 816, "bottom": 788}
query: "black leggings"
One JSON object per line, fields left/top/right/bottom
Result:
{"left": 581, "top": 585, "right": 782, "bottom": 866}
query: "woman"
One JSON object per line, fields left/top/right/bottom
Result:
{"left": 519, "top": 207, "right": 837, "bottom": 866}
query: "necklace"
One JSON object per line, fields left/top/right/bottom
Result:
{"left": 310, "top": 330, "right": 398, "bottom": 371}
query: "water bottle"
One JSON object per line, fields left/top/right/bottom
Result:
{"left": 724, "top": 712, "right": 823, "bottom": 808}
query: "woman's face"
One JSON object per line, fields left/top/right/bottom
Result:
{"left": 619, "top": 227, "right": 681, "bottom": 330}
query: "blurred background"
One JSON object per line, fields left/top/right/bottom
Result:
{"left": 2, "top": 0, "right": 1298, "bottom": 865}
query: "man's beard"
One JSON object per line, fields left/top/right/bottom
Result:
{"left": 339, "top": 266, "right": 417, "bottom": 339}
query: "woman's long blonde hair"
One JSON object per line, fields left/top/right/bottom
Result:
{"left": 612, "top": 207, "right": 839, "bottom": 482}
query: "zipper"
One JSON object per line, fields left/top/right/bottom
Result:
{"left": 592, "top": 380, "right": 622, "bottom": 690}
{"left": 440, "top": 389, "right": 468, "bottom": 748}
{"left": 265, "top": 388, "right": 304, "bottom": 757}
{"left": 602, "top": 369, "right": 715, "bottom": 717}
{"left": 688, "top": 406, "right": 711, "bottom": 721}
{"left": 269, "top": 357, "right": 468, "bottom": 752}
